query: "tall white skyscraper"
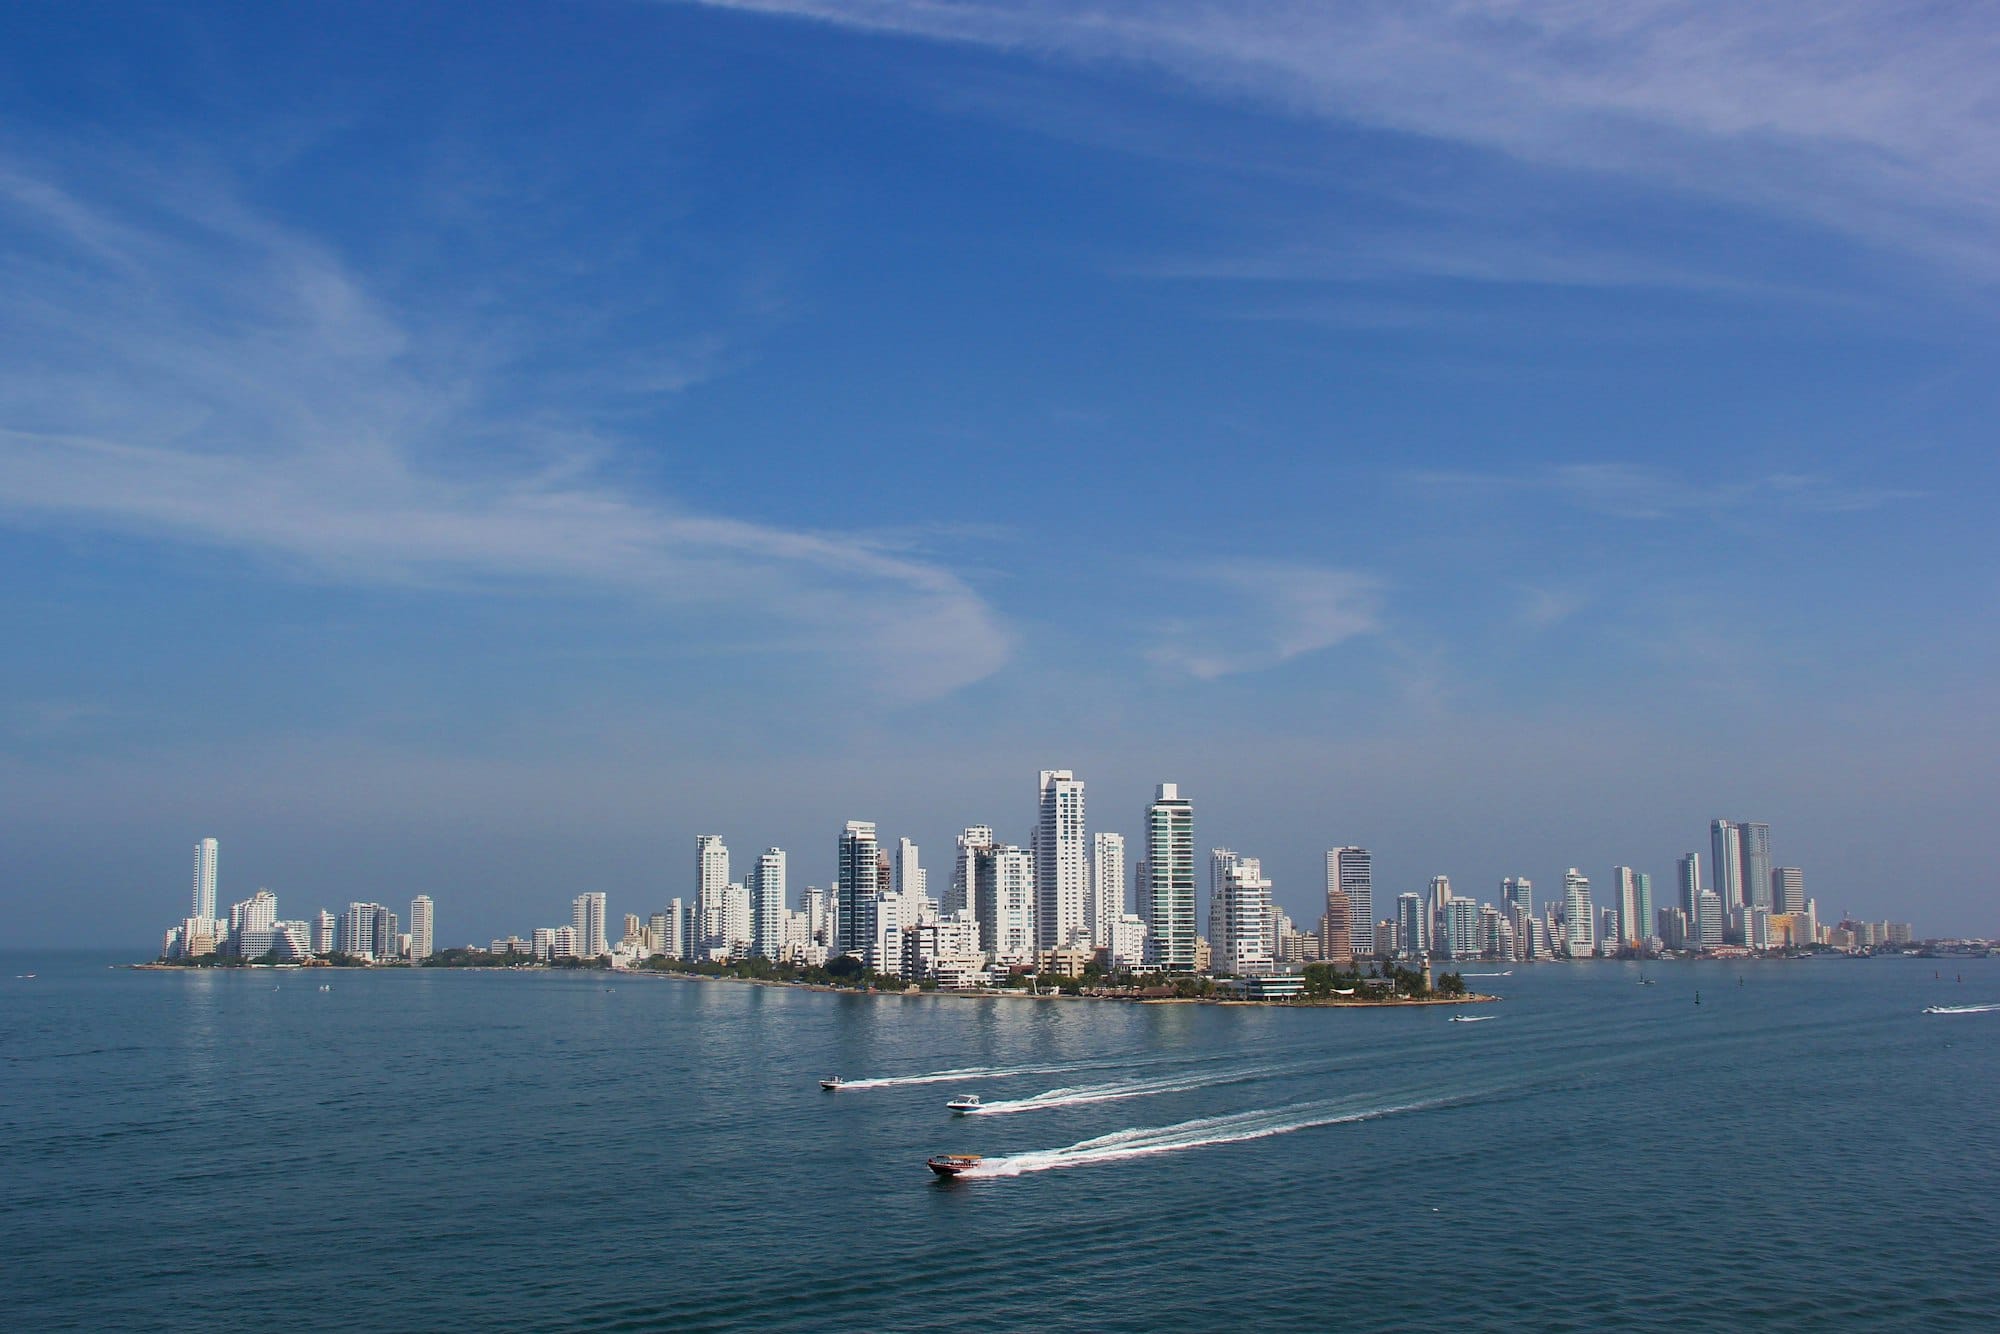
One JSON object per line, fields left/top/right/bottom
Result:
{"left": 837, "top": 821, "right": 879, "bottom": 956}
{"left": 1739, "top": 822, "right": 1772, "bottom": 912}
{"left": 1091, "top": 832, "right": 1126, "bottom": 951}
{"left": 1562, "top": 868, "right": 1595, "bottom": 958}
{"left": 1144, "top": 784, "right": 1196, "bottom": 971}
{"left": 573, "top": 891, "right": 608, "bottom": 957}
{"left": 1331, "top": 847, "right": 1373, "bottom": 957}
{"left": 1212, "top": 853, "right": 1273, "bottom": 976}
{"left": 896, "top": 837, "right": 927, "bottom": 904}
{"left": 750, "top": 848, "right": 787, "bottom": 959}
{"left": 974, "top": 843, "right": 1035, "bottom": 966}
{"left": 191, "top": 837, "right": 219, "bottom": 923}
{"left": 697, "top": 835, "right": 730, "bottom": 948}
{"left": 1207, "top": 848, "right": 1236, "bottom": 959}
{"left": 1612, "top": 867, "right": 1650, "bottom": 952}
{"left": 948, "top": 826, "right": 992, "bottom": 917}
{"left": 1035, "top": 770, "right": 1089, "bottom": 950}
{"left": 409, "top": 894, "right": 434, "bottom": 961}
{"left": 1711, "top": 821, "right": 1744, "bottom": 909}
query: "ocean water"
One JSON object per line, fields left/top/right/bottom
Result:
{"left": 5, "top": 952, "right": 1998, "bottom": 1331}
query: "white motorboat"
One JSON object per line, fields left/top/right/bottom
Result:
{"left": 946, "top": 1094, "right": 983, "bottom": 1113}
{"left": 820, "top": 1076, "right": 845, "bottom": 1090}
{"left": 1448, "top": 1014, "right": 1494, "bottom": 1024}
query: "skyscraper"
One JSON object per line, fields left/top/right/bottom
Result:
{"left": 1710, "top": 821, "right": 1744, "bottom": 909}
{"left": 896, "top": 838, "right": 927, "bottom": 904}
{"left": 1562, "top": 869, "right": 1595, "bottom": 958}
{"left": 1396, "top": 892, "right": 1425, "bottom": 957}
{"left": 948, "top": 826, "right": 992, "bottom": 917}
{"left": 191, "top": 837, "right": 218, "bottom": 924}
{"left": 837, "top": 821, "right": 879, "bottom": 956}
{"left": 697, "top": 835, "right": 730, "bottom": 949}
{"left": 1091, "top": 832, "right": 1126, "bottom": 951}
{"left": 1320, "top": 850, "right": 1352, "bottom": 963}
{"left": 1428, "top": 875, "right": 1453, "bottom": 946}
{"left": 1443, "top": 897, "right": 1479, "bottom": 959}
{"left": 1613, "top": 867, "right": 1652, "bottom": 952}
{"left": 1696, "top": 891, "right": 1725, "bottom": 948}
{"left": 750, "top": 848, "right": 787, "bottom": 959}
{"left": 974, "top": 843, "right": 1035, "bottom": 966}
{"left": 339, "top": 902, "right": 382, "bottom": 958}
{"left": 1035, "top": 770, "right": 1088, "bottom": 950}
{"left": 1677, "top": 853, "right": 1702, "bottom": 923}
{"left": 1212, "top": 853, "right": 1273, "bottom": 976}
{"left": 1772, "top": 866, "right": 1806, "bottom": 915}
{"left": 573, "top": 891, "right": 608, "bottom": 957}
{"left": 1739, "top": 822, "right": 1772, "bottom": 912}
{"left": 1502, "top": 877, "right": 1533, "bottom": 955}
{"left": 409, "top": 894, "right": 434, "bottom": 961}
{"left": 1144, "top": 784, "right": 1196, "bottom": 972}
{"left": 1331, "top": 847, "right": 1373, "bottom": 957}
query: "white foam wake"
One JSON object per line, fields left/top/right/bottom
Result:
{"left": 1923, "top": 1003, "right": 2000, "bottom": 1015}
{"left": 959, "top": 1094, "right": 1443, "bottom": 1177}
{"left": 835, "top": 1060, "right": 1103, "bottom": 1090}
{"left": 962, "top": 1066, "right": 1275, "bottom": 1116}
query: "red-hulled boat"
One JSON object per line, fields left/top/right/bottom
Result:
{"left": 926, "top": 1154, "right": 982, "bottom": 1178}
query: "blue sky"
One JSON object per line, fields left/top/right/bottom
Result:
{"left": 3, "top": 1, "right": 1995, "bottom": 943}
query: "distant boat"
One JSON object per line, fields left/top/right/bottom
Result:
{"left": 1449, "top": 1014, "right": 1494, "bottom": 1024}
{"left": 820, "top": 1076, "right": 844, "bottom": 1090}
{"left": 1331, "top": 987, "right": 1355, "bottom": 996}
{"left": 947, "top": 1094, "right": 983, "bottom": 1113}
{"left": 1924, "top": 1004, "right": 2000, "bottom": 1016}
{"left": 927, "top": 1154, "right": 983, "bottom": 1177}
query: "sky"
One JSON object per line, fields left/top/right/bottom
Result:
{"left": 2, "top": 1, "right": 1995, "bottom": 945}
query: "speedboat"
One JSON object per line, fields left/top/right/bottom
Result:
{"left": 1448, "top": 1014, "right": 1493, "bottom": 1023}
{"left": 927, "top": 1154, "right": 983, "bottom": 1177}
{"left": 946, "top": 1094, "right": 982, "bottom": 1113}
{"left": 820, "top": 1076, "right": 844, "bottom": 1090}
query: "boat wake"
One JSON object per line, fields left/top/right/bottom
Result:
{"left": 960, "top": 1066, "right": 1275, "bottom": 1116}
{"left": 834, "top": 1061, "right": 1097, "bottom": 1091}
{"left": 1922, "top": 1003, "right": 2000, "bottom": 1015}
{"left": 959, "top": 1093, "right": 1450, "bottom": 1178}
{"left": 834, "top": 1048, "right": 1244, "bottom": 1092}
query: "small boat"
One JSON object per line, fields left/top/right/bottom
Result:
{"left": 820, "top": 1076, "right": 844, "bottom": 1090}
{"left": 1448, "top": 1014, "right": 1493, "bottom": 1024}
{"left": 1331, "top": 987, "right": 1355, "bottom": 996}
{"left": 927, "top": 1154, "right": 983, "bottom": 1177}
{"left": 946, "top": 1094, "right": 983, "bottom": 1113}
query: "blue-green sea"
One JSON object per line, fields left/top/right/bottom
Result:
{"left": 5, "top": 951, "right": 1997, "bottom": 1331}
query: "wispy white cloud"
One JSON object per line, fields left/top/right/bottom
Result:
{"left": 0, "top": 160, "right": 1012, "bottom": 699}
{"left": 1147, "top": 560, "right": 1380, "bottom": 679}
{"left": 1407, "top": 462, "right": 1925, "bottom": 520}
{"left": 695, "top": 0, "right": 2000, "bottom": 275}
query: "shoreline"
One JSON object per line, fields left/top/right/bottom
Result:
{"left": 125, "top": 960, "right": 1497, "bottom": 1006}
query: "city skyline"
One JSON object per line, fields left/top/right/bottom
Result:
{"left": 3, "top": 3, "right": 1995, "bottom": 941}
{"left": 150, "top": 779, "right": 1938, "bottom": 965}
